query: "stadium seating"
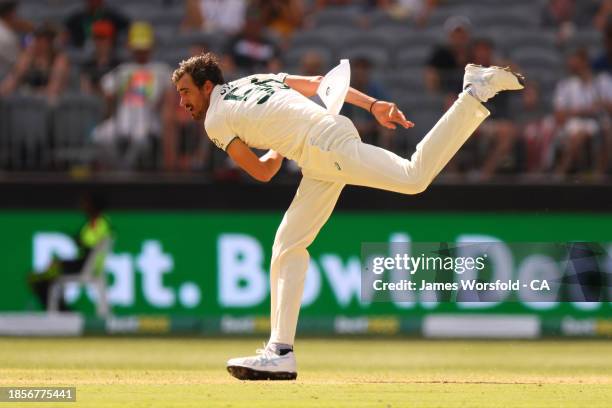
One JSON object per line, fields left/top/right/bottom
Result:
{"left": 511, "top": 47, "right": 564, "bottom": 73}
{"left": 283, "top": 45, "right": 335, "bottom": 72}
{"left": 394, "top": 45, "right": 437, "bottom": 69}
{"left": 311, "top": 6, "right": 362, "bottom": 29}
{"left": 0, "top": 0, "right": 604, "bottom": 175}
{"left": 51, "top": 93, "right": 104, "bottom": 168}
{"left": 0, "top": 94, "right": 50, "bottom": 170}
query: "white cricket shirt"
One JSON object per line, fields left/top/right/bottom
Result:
{"left": 204, "top": 73, "right": 331, "bottom": 162}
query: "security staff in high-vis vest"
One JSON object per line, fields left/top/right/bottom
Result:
{"left": 28, "top": 194, "right": 112, "bottom": 310}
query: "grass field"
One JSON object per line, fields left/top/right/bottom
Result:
{"left": 0, "top": 338, "right": 611, "bottom": 407}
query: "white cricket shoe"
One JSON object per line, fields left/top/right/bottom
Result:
{"left": 463, "top": 64, "right": 525, "bottom": 102}
{"left": 227, "top": 346, "right": 297, "bottom": 380}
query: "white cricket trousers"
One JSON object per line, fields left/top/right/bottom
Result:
{"left": 269, "top": 92, "right": 490, "bottom": 345}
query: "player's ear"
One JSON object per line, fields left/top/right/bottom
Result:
{"left": 203, "top": 80, "right": 214, "bottom": 94}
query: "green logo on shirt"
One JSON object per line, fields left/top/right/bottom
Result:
{"left": 223, "top": 78, "right": 289, "bottom": 105}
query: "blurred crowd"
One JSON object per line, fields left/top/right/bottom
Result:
{"left": 0, "top": 0, "right": 610, "bottom": 182}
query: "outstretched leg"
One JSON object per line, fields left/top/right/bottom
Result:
{"left": 302, "top": 91, "right": 490, "bottom": 193}
{"left": 300, "top": 65, "right": 524, "bottom": 194}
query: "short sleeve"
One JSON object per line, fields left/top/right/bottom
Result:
{"left": 596, "top": 73, "right": 612, "bottom": 102}
{"left": 276, "top": 72, "right": 289, "bottom": 83}
{"left": 100, "top": 67, "right": 118, "bottom": 95}
{"left": 206, "top": 117, "right": 238, "bottom": 151}
{"left": 155, "top": 63, "right": 173, "bottom": 91}
{"left": 553, "top": 80, "right": 568, "bottom": 110}
{"left": 427, "top": 46, "right": 454, "bottom": 69}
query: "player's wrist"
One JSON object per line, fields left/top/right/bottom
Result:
{"left": 369, "top": 100, "right": 380, "bottom": 114}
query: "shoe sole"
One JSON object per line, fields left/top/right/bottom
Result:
{"left": 227, "top": 365, "right": 298, "bottom": 381}
{"left": 466, "top": 63, "right": 525, "bottom": 89}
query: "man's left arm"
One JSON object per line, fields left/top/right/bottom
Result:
{"left": 284, "top": 75, "right": 414, "bottom": 130}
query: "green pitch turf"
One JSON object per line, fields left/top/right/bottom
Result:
{"left": 0, "top": 338, "right": 611, "bottom": 407}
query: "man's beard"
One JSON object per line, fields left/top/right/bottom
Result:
{"left": 192, "top": 109, "right": 205, "bottom": 120}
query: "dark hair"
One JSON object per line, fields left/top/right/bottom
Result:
{"left": 172, "top": 52, "right": 225, "bottom": 87}
{"left": 605, "top": 17, "right": 612, "bottom": 37}
{"left": 34, "top": 22, "right": 57, "bottom": 39}
{"left": 472, "top": 38, "right": 494, "bottom": 49}
{"left": 0, "top": 1, "right": 17, "bottom": 17}
{"left": 353, "top": 56, "right": 372, "bottom": 68}
{"left": 80, "top": 192, "right": 107, "bottom": 216}
{"left": 569, "top": 47, "right": 589, "bottom": 61}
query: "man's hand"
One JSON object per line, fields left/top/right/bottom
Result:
{"left": 371, "top": 101, "right": 415, "bottom": 130}
{"left": 259, "top": 149, "right": 284, "bottom": 179}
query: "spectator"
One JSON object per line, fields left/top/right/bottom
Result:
{"left": 80, "top": 19, "right": 121, "bottom": 95}
{"left": 92, "top": 22, "right": 174, "bottom": 170}
{"left": 0, "top": 23, "right": 69, "bottom": 100}
{"left": 164, "top": 45, "right": 212, "bottom": 171}
{"left": 28, "top": 193, "right": 112, "bottom": 311}
{"left": 252, "top": 0, "right": 304, "bottom": 40}
{"left": 553, "top": 48, "right": 612, "bottom": 176}
{"left": 0, "top": 0, "right": 26, "bottom": 78}
{"left": 314, "top": 0, "right": 354, "bottom": 10}
{"left": 182, "top": 0, "right": 247, "bottom": 35}
{"left": 374, "top": 0, "right": 439, "bottom": 28}
{"left": 64, "top": 0, "right": 129, "bottom": 49}
{"left": 542, "top": 0, "right": 575, "bottom": 28}
{"left": 541, "top": 0, "right": 591, "bottom": 46}
{"left": 593, "top": 20, "right": 612, "bottom": 74}
{"left": 594, "top": 0, "right": 612, "bottom": 31}
{"left": 340, "top": 56, "right": 392, "bottom": 148}
{"left": 299, "top": 50, "right": 325, "bottom": 76}
{"left": 425, "top": 16, "right": 471, "bottom": 96}
{"left": 224, "top": 15, "right": 281, "bottom": 74}
{"left": 469, "top": 39, "right": 520, "bottom": 180}
{"left": 518, "top": 81, "right": 557, "bottom": 174}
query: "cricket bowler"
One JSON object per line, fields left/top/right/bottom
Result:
{"left": 171, "top": 52, "right": 524, "bottom": 381}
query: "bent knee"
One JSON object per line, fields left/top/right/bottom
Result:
{"left": 406, "top": 183, "right": 429, "bottom": 195}
{"left": 400, "top": 174, "right": 432, "bottom": 195}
